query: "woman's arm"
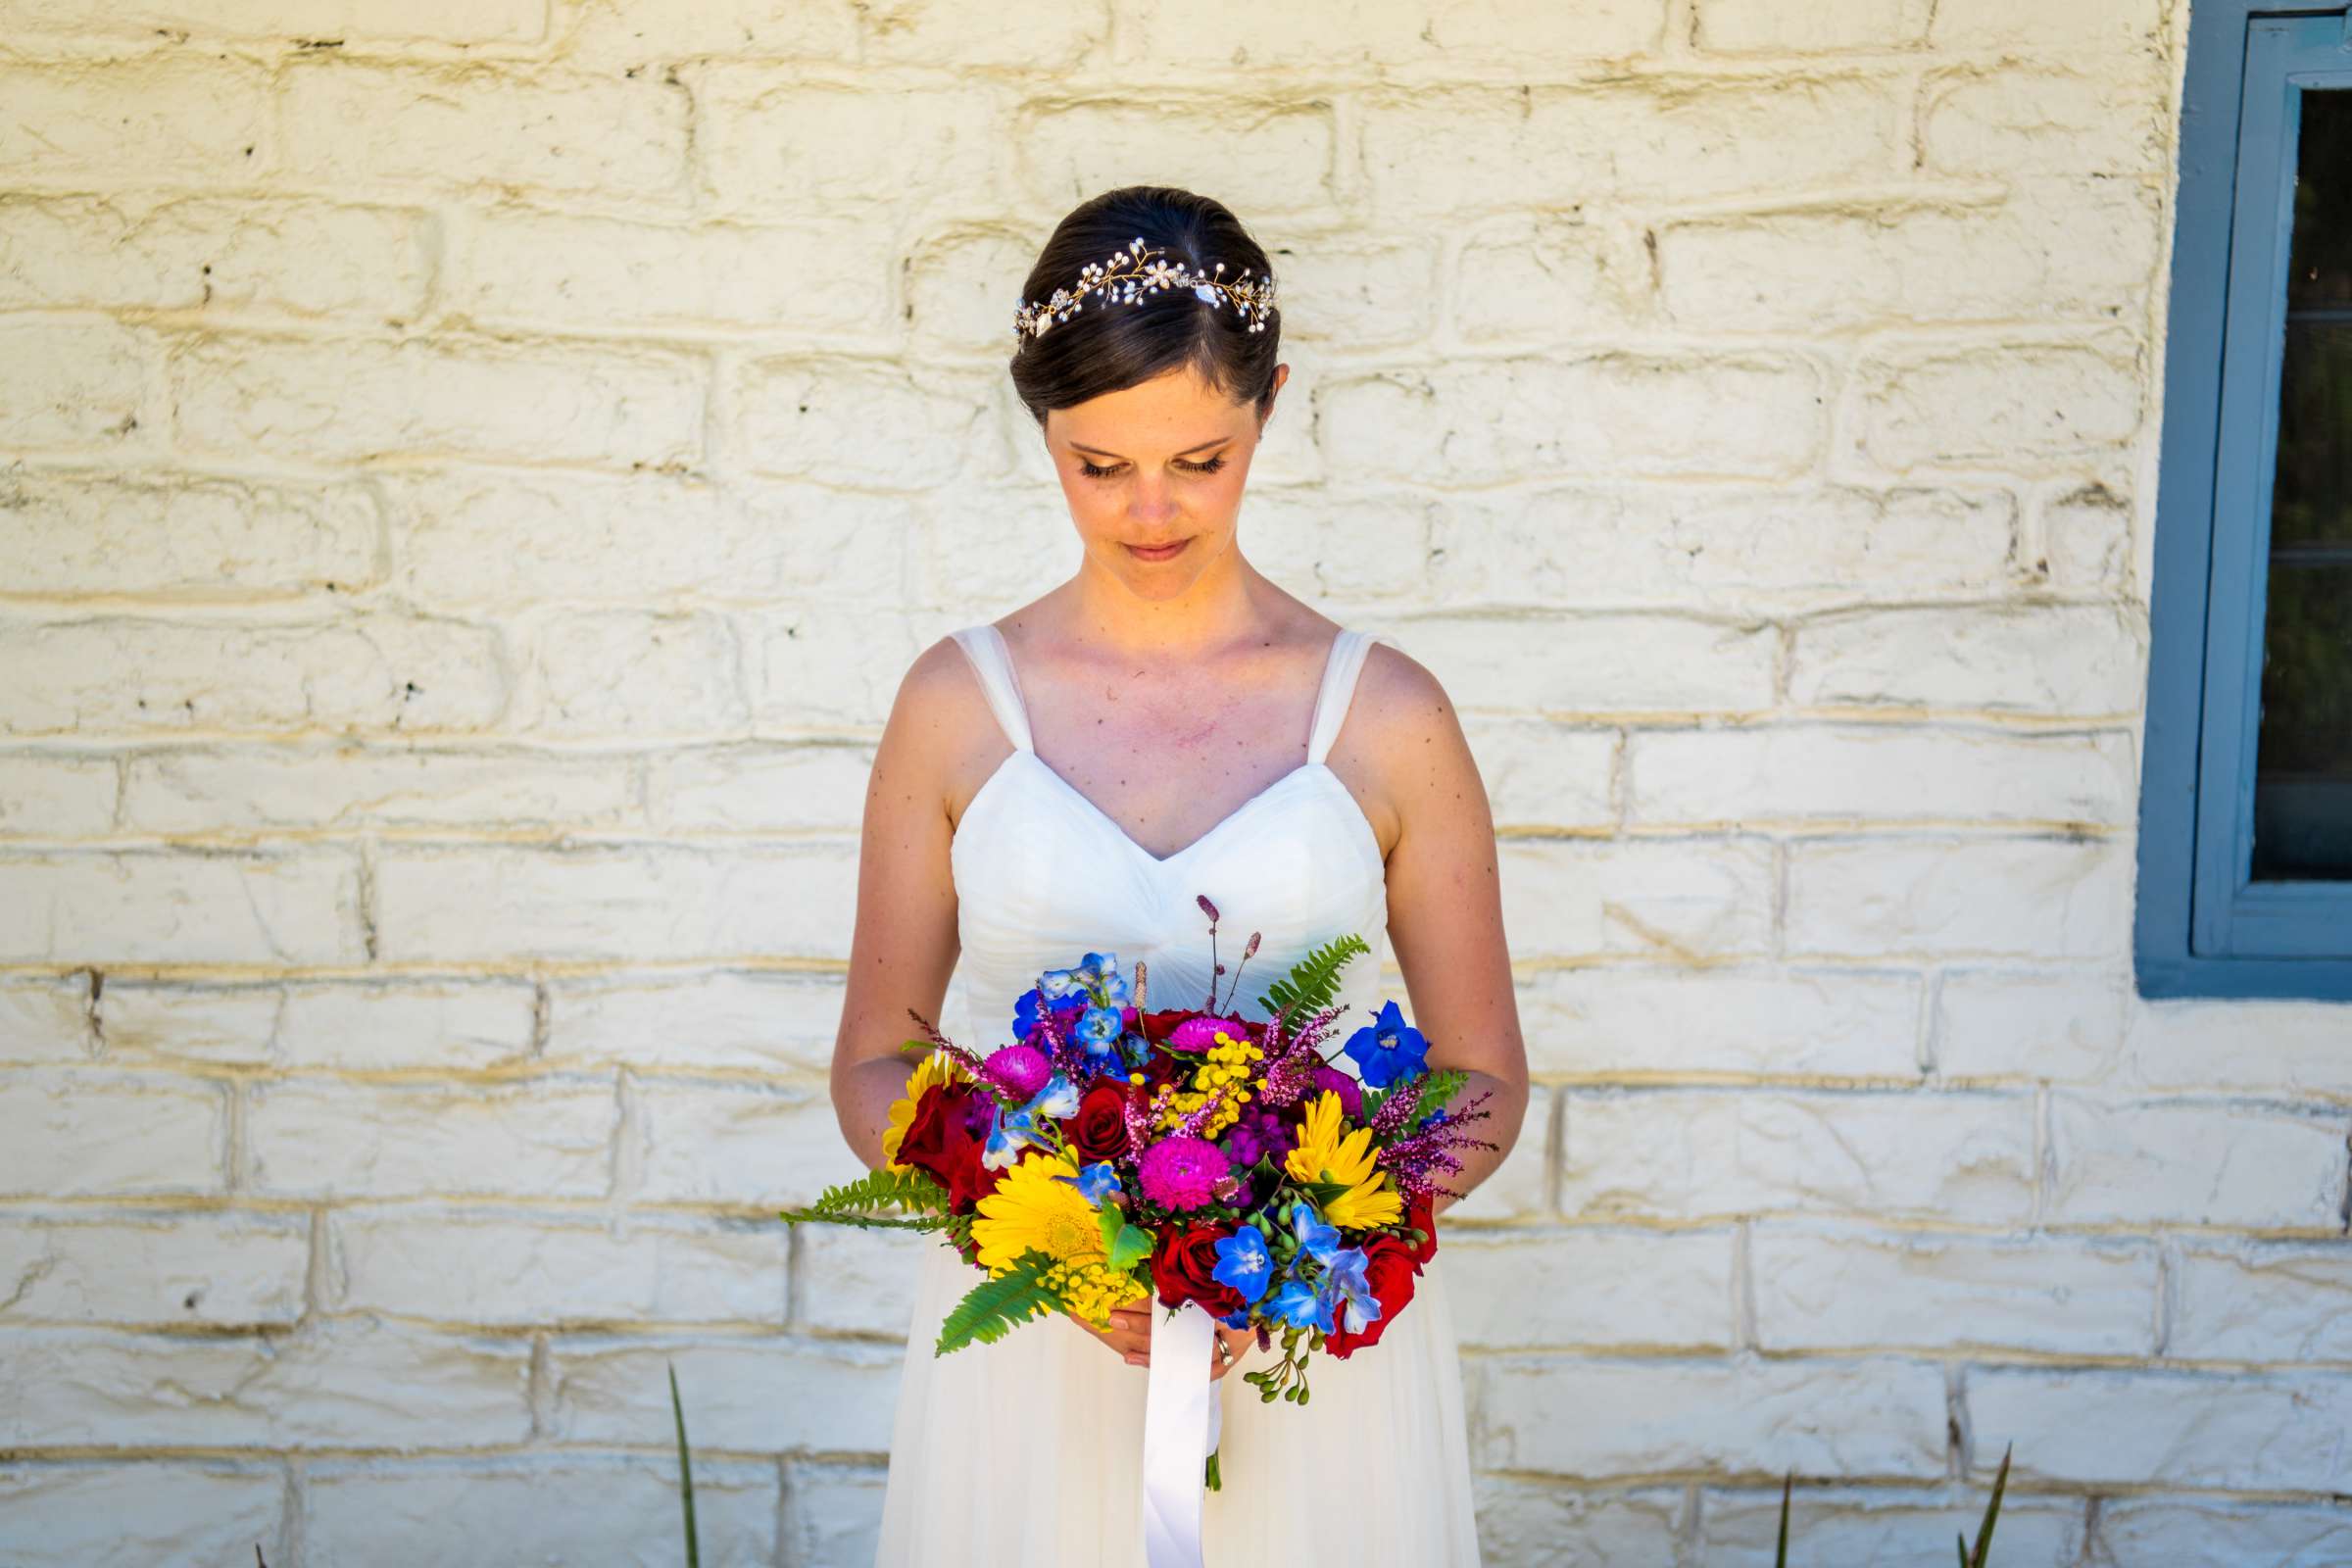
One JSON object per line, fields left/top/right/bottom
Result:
{"left": 1354, "top": 645, "right": 1531, "bottom": 1217}
{"left": 829, "top": 638, "right": 972, "bottom": 1171}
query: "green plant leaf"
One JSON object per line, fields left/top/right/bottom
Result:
{"left": 778, "top": 1167, "right": 952, "bottom": 1230}
{"left": 936, "top": 1251, "right": 1065, "bottom": 1355}
{"left": 667, "top": 1361, "right": 699, "bottom": 1568}
{"left": 1968, "top": 1443, "right": 2011, "bottom": 1568}
{"left": 1776, "top": 1470, "right": 1791, "bottom": 1568}
{"left": 1256, "top": 933, "right": 1371, "bottom": 1020}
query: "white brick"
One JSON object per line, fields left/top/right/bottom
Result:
{"left": 2094, "top": 1498, "right": 2352, "bottom": 1565}
{"left": 0, "top": 756, "right": 117, "bottom": 837}
{"left": 1444, "top": 1227, "right": 1735, "bottom": 1350}
{"left": 0, "top": 56, "right": 272, "bottom": 185}
{"left": 1921, "top": 68, "right": 2170, "bottom": 178}
{"left": 547, "top": 1334, "right": 900, "bottom": 1452}
{"left": 2040, "top": 480, "right": 2134, "bottom": 595}
{"left": 557, "top": 0, "right": 854, "bottom": 62}
{"left": 0, "top": 1461, "right": 286, "bottom": 1568}
{"left": 99, "top": 980, "right": 535, "bottom": 1071}
{"left": 783, "top": 1459, "right": 889, "bottom": 1568}
{"left": 1790, "top": 605, "right": 2145, "bottom": 715}
{"left": 1427, "top": 485, "right": 2016, "bottom": 611}
{"left": 386, "top": 467, "right": 906, "bottom": 607}
{"left": 244, "top": 1078, "right": 617, "bottom": 1200}
{"left": 1700, "top": 1485, "right": 2085, "bottom": 1566}
{"left": 0, "top": 319, "right": 150, "bottom": 450}
{"left": 0, "top": 848, "right": 364, "bottom": 964}
{"left": 1446, "top": 1084, "right": 1553, "bottom": 1222}
{"left": 732, "top": 358, "right": 1005, "bottom": 488}
{"left": 1629, "top": 724, "right": 2135, "bottom": 827}
{"left": 544, "top": 970, "right": 841, "bottom": 1076}
{"left": 1361, "top": 78, "right": 1901, "bottom": 213}
{"left": 1473, "top": 1354, "right": 1949, "bottom": 1479}
{"left": 282, "top": 60, "right": 687, "bottom": 197}
{"left": 0, "top": 1210, "right": 308, "bottom": 1326}
{"left": 1117, "top": 0, "right": 1658, "bottom": 66}
{"left": 1935, "top": 969, "right": 2127, "bottom": 1083}
{"left": 1786, "top": 836, "right": 2133, "bottom": 959}
{"left": 796, "top": 1224, "right": 923, "bottom": 1337}
{"left": 1451, "top": 216, "right": 1642, "bottom": 346}
{"left": 0, "top": 1072, "right": 226, "bottom": 1197}
{"left": 752, "top": 608, "right": 927, "bottom": 728}
{"left": 373, "top": 842, "right": 857, "bottom": 962}
{"left": 0, "top": 195, "right": 431, "bottom": 318}
{"left": 306, "top": 1455, "right": 776, "bottom": 1567}
{"left": 0, "top": 1320, "right": 531, "bottom": 1448}
{"left": 0, "top": 468, "right": 380, "bottom": 596}
{"left": 1517, "top": 966, "right": 1923, "bottom": 1079}
{"left": 0, "top": 613, "right": 506, "bottom": 736}
{"left": 172, "top": 332, "right": 705, "bottom": 468}
{"left": 0, "top": 0, "right": 546, "bottom": 42}
{"left": 698, "top": 74, "right": 1007, "bottom": 215}
{"left": 647, "top": 743, "right": 870, "bottom": 832}
{"left": 448, "top": 209, "right": 885, "bottom": 333}
{"left": 1967, "top": 1367, "right": 2352, "bottom": 1491}
{"left": 2046, "top": 1094, "right": 2347, "bottom": 1229}
{"left": 2172, "top": 1244, "right": 2352, "bottom": 1362}
{"left": 0, "top": 977, "right": 91, "bottom": 1063}
{"left": 2123, "top": 994, "right": 2352, "bottom": 1097}
{"left": 1323, "top": 357, "right": 1825, "bottom": 484}
{"left": 1928, "top": 2, "right": 2168, "bottom": 53}
{"left": 1459, "top": 717, "right": 1615, "bottom": 833}
{"left": 1852, "top": 338, "right": 2144, "bottom": 472}
{"left": 1501, "top": 839, "right": 1776, "bottom": 962}
{"left": 509, "top": 609, "right": 748, "bottom": 739}
{"left": 1561, "top": 1090, "right": 2035, "bottom": 1223}
{"left": 1751, "top": 1223, "right": 2155, "bottom": 1355}
{"left": 1694, "top": 0, "right": 1924, "bottom": 51}
{"left": 1378, "top": 612, "right": 1777, "bottom": 716}
{"left": 326, "top": 1209, "right": 782, "bottom": 1327}
{"left": 122, "top": 744, "right": 636, "bottom": 834}
{"left": 632, "top": 1081, "right": 865, "bottom": 1208}
{"left": 1015, "top": 99, "right": 1333, "bottom": 220}
{"left": 1472, "top": 1478, "right": 1687, "bottom": 1567}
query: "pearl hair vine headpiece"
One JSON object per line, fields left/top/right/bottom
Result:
{"left": 1013, "top": 235, "right": 1279, "bottom": 342}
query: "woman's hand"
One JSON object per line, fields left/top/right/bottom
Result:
{"left": 1068, "top": 1299, "right": 1257, "bottom": 1378}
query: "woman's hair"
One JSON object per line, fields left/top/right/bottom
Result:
{"left": 1006, "top": 184, "right": 1281, "bottom": 427}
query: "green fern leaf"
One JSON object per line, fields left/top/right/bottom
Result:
{"left": 1257, "top": 932, "right": 1371, "bottom": 1020}
{"left": 936, "top": 1250, "right": 1065, "bottom": 1355}
{"left": 778, "top": 1167, "right": 951, "bottom": 1230}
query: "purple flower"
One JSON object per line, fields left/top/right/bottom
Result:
{"left": 1310, "top": 1065, "right": 1363, "bottom": 1120}
{"left": 1168, "top": 1015, "right": 1248, "bottom": 1053}
{"left": 982, "top": 1045, "right": 1052, "bottom": 1102}
{"left": 1138, "top": 1135, "right": 1230, "bottom": 1211}
{"left": 1222, "top": 1106, "right": 1297, "bottom": 1168}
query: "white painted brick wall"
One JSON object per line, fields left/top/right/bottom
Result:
{"left": 0, "top": 1, "right": 2342, "bottom": 1563}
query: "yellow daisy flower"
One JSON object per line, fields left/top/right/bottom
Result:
{"left": 970, "top": 1150, "right": 1135, "bottom": 1327}
{"left": 881, "top": 1050, "right": 967, "bottom": 1171}
{"left": 1284, "top": 1089, "right": 1403, "bottom": 1230}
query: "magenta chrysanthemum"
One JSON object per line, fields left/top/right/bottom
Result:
{"left": 1137, "top": 1135, "right": 1229, "bottom": 1210}
{"left": 982, "top": 1045, "right": 1051, "bottom": 1102}
{"left": 1168, "top": 1015, "right": 1248, "bottom": 1053}
{"left": 1310, "top": 1065, "right": 1363, "bottom": 1120}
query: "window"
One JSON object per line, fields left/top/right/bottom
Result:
{"left": 2138, "top": 4, "right": 2352, "bottom": 999}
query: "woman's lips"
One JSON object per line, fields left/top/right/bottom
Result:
{"left": 1125, "top": 538, "right": 1190, "bottom": 563}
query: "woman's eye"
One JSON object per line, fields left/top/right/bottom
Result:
{"left": 1079, "top": 461, "right": 1120, "bottom": 478}
{"left": 1185, "top": 455, "right": 1227, "bottom": 475}
{"left": 1075, "top": 455, "right": 1226, "bottom": 479}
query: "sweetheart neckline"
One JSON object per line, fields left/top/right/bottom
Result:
{"left": 955, "top": 748, "right": 1386, "bottom": 873}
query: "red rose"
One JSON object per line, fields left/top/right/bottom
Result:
{"left": 1136, "top": 1007, "right": 1196, "bottom": 1046}
{"left": 1150, "top": 1221, "right": 1248, "bottom": 1317}
{"left": 1323, "top": 1233, "right": 1421, "bottom": 1359}
{"left": 1065, "top": 1081, "right": 1132, "bottom": 1165}
{"left": 895, "top": 1084, "right": 999, "bottom": 1212}
{"left": 1403, "top": 1190, "right": 1438, "bottom": 1266}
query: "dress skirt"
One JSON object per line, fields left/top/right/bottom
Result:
{"left": 872, "top": 1240, "right": 1484, "bottom": 1565}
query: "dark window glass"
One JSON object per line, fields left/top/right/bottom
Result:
{"left": 2253, "top": 86, "right": 2352, "bottom": 880}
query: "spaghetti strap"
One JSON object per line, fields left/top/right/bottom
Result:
{"left": 1305, "top": 628, "right": 1397, "bottom": 765}
{"left": 949, "top": 625, "right": 1034, "bottom": 754}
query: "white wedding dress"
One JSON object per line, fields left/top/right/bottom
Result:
{"left": 872, "top": 622, "right": 1483, "bottom": 1566}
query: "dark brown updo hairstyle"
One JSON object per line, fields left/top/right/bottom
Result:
{"left": 1007, "top": 184, "right": 1282, "bottom": 427}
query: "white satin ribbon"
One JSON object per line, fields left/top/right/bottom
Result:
{"left": 1141, "top": 1300, "right": 1222, "bottom": 1568}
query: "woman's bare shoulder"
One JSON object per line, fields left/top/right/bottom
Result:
{"left": 1347, "top": 635, "right": 1489, "bottom": 838}
{"left": 875, "top": 630, "right": 1017, "bottom": 825}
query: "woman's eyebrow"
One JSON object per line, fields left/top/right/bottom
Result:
{"left": 1066, "top": 436, "right": 1230, "bottom": 459}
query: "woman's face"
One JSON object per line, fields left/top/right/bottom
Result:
{"left": 1042, "top": 361, "right": 1288, "bottom": 600}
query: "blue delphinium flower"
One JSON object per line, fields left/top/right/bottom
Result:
{"left": 1038, "top": 967, "right": 1080, "bottom": 1000}
{"left": 1052, "top": 1160, "right": 1124, "bottom": 1202}
{"left": 1341, "top": 999, "right": 1430, "bottom": 1090}
{"left": 1075, "top": 1004, "right": 1125, "bottom": 1059}
{"left": 981, "top": 1104, "right": 1041, "bottom": 1170}
{"left": 1286, "top": 1200, "right": 1340, "bottom": 1267}
{"left": 1267, "top": 1278, "right": 1334, "bottom": 1334}
{"left": 1026, "top": 1072, "right": 1079, "bottom": 1120}
{"left": 1323, "top": 1246, "right": 1385, "bottom": 1335}
{"left": 1210, "top": 1227, "right": 1274, "bottom": 1304}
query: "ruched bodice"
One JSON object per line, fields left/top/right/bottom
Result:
{"left": 943, "top": 621, "right": 1397, "bottom": 1055}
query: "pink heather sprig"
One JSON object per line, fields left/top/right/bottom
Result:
{"left": 1118, "top": 1084, "right": 1159, "bottom": 1168}
{"left": 899, "top": 1010, "right": 988, "bottom": 1078}
{"left": 1371, "top": 1077, "right": 1430, "bottom": 1139}
{"left": 1376, "top": 1089, "right": 1499, "bottom": 1201}
{"left": 1172, "top": 1083, "right": 1232, "bottom": 1141}
{"left": 1256, "top": 1004, "right": 1348, "bottom": 1108}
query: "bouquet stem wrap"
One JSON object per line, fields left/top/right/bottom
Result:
{"left": 1141, "top": 1300, "right": 1222, "bottom": 1568}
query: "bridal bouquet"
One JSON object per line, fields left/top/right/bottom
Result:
{"left": 785, "top": 895, "right": 1495, "bottom": 1423}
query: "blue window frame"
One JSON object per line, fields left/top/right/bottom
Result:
{"left": 2137, "top": 3, "right": 2352, "bottom": 999}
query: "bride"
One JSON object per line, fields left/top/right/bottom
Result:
{"left": 829, "top": 183, "right": 1530, "bottom": 1567}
